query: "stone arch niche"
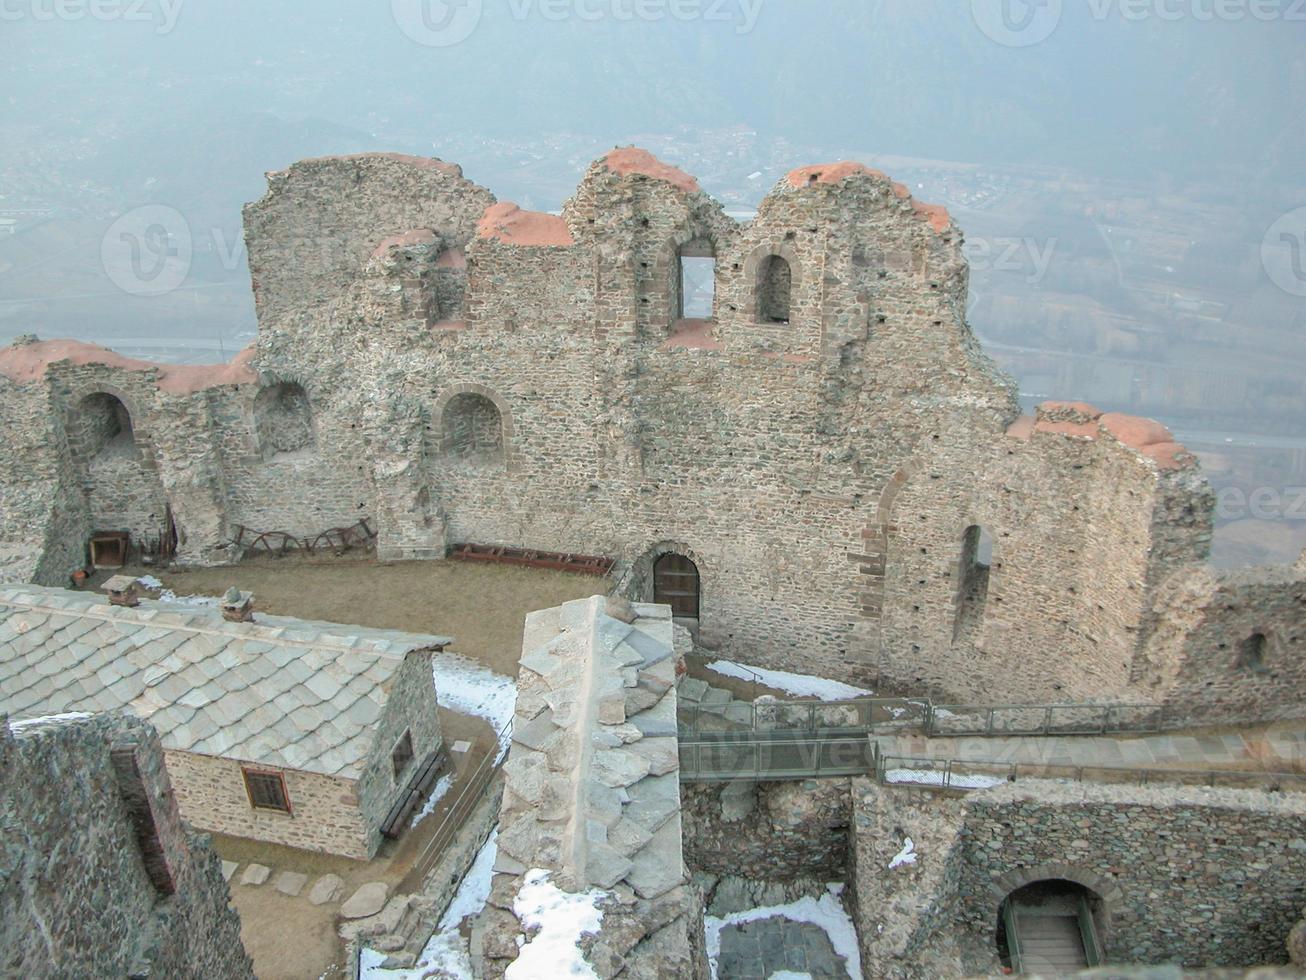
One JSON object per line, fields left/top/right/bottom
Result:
{"left": 991, "top": 867, "right": 1120, "bottom": 973}
{"left": 433, "top": 385, "right": 512, "bottom": 467}
{"left": 756, "top": 254, "right": 792, "bottom": 323}
{"left": 253, "top": 381, "right": 315, "bottom": 461}
{"left": 68, "top": 389, "right": 168, "bottom": 547}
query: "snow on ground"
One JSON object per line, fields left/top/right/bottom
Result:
{"left": 883, "top": 767, "right": 1006, "bottom": 790}
{"left": 154, "top": 589, "right": 218, "bottom": 607}
{"left": 703, "top": 883, "right": 863, "bottom": 980}
{"left": 135, "top": 574, "right": 164, "bottom": 590}
{"left": 704, "top": 660, "right": 873, "bottom": 701}
{"left": 360, "top": 828, "right": 499, "bottom": 980}
{"left": 8, "top": 711, "right": 92, "bottom": 730}
{"left": 409, "top": 773, "right": 453, "bottom": 829}
{"left": 506, "top": 870, "right": 606, "bottom": 980}
{"left": 429, "top": 652, "right": 517, "bottom": 759}
{"left": 888, "top": 837, "right": 917, "bottom": 870}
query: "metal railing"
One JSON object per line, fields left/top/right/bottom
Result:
{"left": 678, "top": 694, "right": 1166, "bottom": 739}
{"left": 678, "top": 730, "right": 877, "bottom": 782}
{"left": 411, "top": 719, "right": 511, "bottom": 881}
{"left": 875, "top": 750, "right": 1306, "bottom": 794}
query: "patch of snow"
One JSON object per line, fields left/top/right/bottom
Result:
{"left": 768, "top": 973, "right": 813, "bottom": 980}
{"left": 8, "top": 711, "right": 93, "bottom": 730}
{"left": 888, "top": 837, "right": 917, "bottom": 869}
{"left": 703, "top": 883, "right": 862, "bottom": 980}
{"left": 135, "top": 574, "right": 164, "bottom": 590}
{"left": 155, "top": 589, "right": 217, "bottom": 607}
{"left": 360, "top": 828, "right": 499, "bottom": 980}
{"left": 506, "top": 869, "right": 606, "bottom": 980}
{"left": 409, "top": 773, "right": 453, "bottom": 829}
{"left": 430, "top": 652, "right": 517, "bottom": 760}
{"left": 884, "top": 767, "right": 1006, "bottom": 790}
{"left": 704, "top": 660, "right": 872, "bottom": 701}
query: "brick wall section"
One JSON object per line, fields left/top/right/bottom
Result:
{"left": 0, "top": 713, "right": 253, "bottom": 979}
{"left": 851, "top": 778, "right": 1306, "bottom": 978}
{"left": 0, "top": 150, "right": 1301, "bottom": 724}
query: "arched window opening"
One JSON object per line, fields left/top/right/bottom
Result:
{"left": 757, "top": 254, "right": 792, "bottom": 323}
{"left": 953, "top": 524, "right": 993, "bottom": 644}
{"left": 653, "top": 552, "right": 700, "bottom": 620}
{"left": 441, "top": 392, "right": 504, "bottom": 464}
{"left": 76, "top": 392, "right": 135, "bottom": 462}
{"left": 996, "top": 880, "right": 1103, "bottom": 974}
{"left": 1235, "top": 632, "right": 1268, "bottom": 673}
{"left": 677, "top": 239, "right": 716, "bottom": 320}
{"left": 254, "top": 382, "right": 315, "bottom": 460}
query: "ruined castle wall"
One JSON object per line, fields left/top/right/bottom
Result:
{"left": 1135, "top": 558, "right": 1306, "bottom": 725}
{"left": 164, "top": 748, "right": 375, "bottom": 859}
{"left": 852, "top": 778, "right": 1306, "bottom": 978}
{"left": 242, "top": 154, "right": 494, "bottom": 325}
{"left": 0, "top": 714, "right": 253, "bottom": 979}
{"left": 680, "top": 779, "right": 852, "bottom": 881}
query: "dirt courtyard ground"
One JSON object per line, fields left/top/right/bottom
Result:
{"left": 112, "top": 554, "right": 609, "bottom": 676}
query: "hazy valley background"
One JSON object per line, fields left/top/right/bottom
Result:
{"left": 3, "top": 0, "right": 1304, "bottom": 565}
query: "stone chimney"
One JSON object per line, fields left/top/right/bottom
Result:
{"left": 100, "top": 575, "right": 140, "bottom": 608}
{"left": 219, "top": 587, "right": 254, "bottom": 623}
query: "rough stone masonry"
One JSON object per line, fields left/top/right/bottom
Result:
{"left": 0, "top": 148, "right": 1301, "bottom": 724}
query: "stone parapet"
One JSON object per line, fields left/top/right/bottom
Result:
{"left": 477, "top": 594, "right": 708, "bottom": 978}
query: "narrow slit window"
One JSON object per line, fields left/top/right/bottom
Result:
{"left": 391, "top": 730, "right": 415, "bottom": 781}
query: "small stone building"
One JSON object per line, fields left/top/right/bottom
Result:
{"left": 0, "top": 584, "right": 448, "bottom": 859}
{"left": 0, "top": 711, "right": 254, "bottom": 979}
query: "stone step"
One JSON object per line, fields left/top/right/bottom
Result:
{"left": 678, "top": 678, "right": 709, "bottom": 703}
{"left": 701, "top": 686, "right": 732, "bottom": 706}
{"left": 723, "top": 702, "right": 754, "bottom": 727}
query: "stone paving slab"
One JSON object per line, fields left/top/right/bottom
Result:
{"left": 716, "top": 916, "right": 849, "bottom": 979}
{"left": 221, "top": 860, "right": 238, "bottom": 882}
{"left": 308, "top": 873, "right": 344, "bottom": 906}
{"left": 274, "top": 871, "right": 308, "bottom": 897}
{"left": 239, "top": 863, "right": 270, "bottom": 886}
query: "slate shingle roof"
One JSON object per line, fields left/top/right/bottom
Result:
{"left": 0, "top": 585, "right": 451, "bottom": 779}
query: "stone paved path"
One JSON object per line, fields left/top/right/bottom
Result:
{"left": 716, "top": 916, "right": 851, "bottom": 979}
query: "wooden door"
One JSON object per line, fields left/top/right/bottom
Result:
{"left": 653, "top": 553, "right": 699, "bottom": 619}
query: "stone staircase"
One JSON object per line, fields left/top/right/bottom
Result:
{"left": 677, "top": 677, "right": 755, "bottom": 731}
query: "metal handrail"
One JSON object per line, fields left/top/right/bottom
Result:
{"left": 678, "top": 693, "right": 1165, "bottom": 739}
{"left": 876, "top": 751, "right": 1306, "bottom": 794}
{"left": 411, "top": 719, "right": 512, "bottom": 881}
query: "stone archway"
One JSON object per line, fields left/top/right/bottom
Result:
{"left": 628, "top": 540, "right": 707, "bottom": 623}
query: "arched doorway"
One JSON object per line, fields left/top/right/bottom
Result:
{"left": 996, "top": 879, "right": 1103, "bottom": 975}
{"left": 653, "top": 552, "right": 700, "bottom": 620}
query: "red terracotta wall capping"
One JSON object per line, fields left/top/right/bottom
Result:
{"left": 600, "top": 148, "right": 700, "bottom": 194}
{"left": 475, "top": 202, "right": 575, "bottom": 248}
{"left": 1005, "top": 400, "right": 1194, "bottom": 470}
{"left": 785, "top": 162, "right": 953, "bottom": 234}
{"left": 0, "top": 339, "right": 259, "bottom": 394}
{"left": 369, "top": 228, "right": 437, "bottom": 259}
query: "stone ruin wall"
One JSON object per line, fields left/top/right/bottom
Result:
{"left": 852, "top": 778, "right": 1306, "bottom": 980}
{"left": 0, "top": 148, "right": 1301, "bottom": 724}
{"left": 476, "top": 594, "right": 708, "bottom": 979}
{"left": 0, "top": 713, "right": 253, "bottom": 979}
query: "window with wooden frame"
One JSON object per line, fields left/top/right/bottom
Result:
{"left": 391, "top": 730, "right": 415, "bottom": 782}
{"left": 242, "top": 767, "right": 291, "bottom": 814}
